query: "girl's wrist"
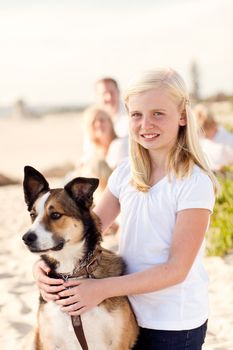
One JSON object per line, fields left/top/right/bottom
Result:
{"left": 101, "top": 275, "right": 127, "bottom": 299}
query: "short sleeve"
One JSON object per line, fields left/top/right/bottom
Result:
{"left": 176, "top": 170, "right": 215, "bottom": 212}
{"left": 108, "top": 158, "right": 130, "bottom": 199}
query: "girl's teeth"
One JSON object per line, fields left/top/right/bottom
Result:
{"left": 143, "top": 134, "right": 158, "bottom": 139}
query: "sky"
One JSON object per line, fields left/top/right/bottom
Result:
{"left": 0, "top": 0, "right": 232, "bottom": 106}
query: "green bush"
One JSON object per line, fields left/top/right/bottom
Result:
{"left": 206, "top": 166, "right": 233, "bottom": 256}
{"left": 223, "top": 124, "right": 233, "bottom": 133}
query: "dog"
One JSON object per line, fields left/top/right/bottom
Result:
{"left": 22, "top": 166, "right": 138, "bottom": 350}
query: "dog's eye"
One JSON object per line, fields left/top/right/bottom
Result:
{"left": 30, "top": 213, "right": 36, "bottom": 219}
{"left": 50, "top": 212, "right": 62, "bottom": 220}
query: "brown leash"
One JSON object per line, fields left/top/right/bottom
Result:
{"left": 57, "top": 247, "right": 102, "bottom": 350}
{"left": 72, "top": 315, "right": 89, "bottom": 350}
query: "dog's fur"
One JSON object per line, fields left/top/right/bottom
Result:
{"left": 22, "top": 166, "right": 138, "bottom": 350}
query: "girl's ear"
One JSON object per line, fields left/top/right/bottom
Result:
{"left": 179, "top": 111, "right": 187, "bottom": 126}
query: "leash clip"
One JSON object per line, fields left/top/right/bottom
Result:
{"left": 62, "top": 274, "right": 71, "bottom": 282}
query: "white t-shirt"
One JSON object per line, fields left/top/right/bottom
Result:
{"left": 213, "top": 126, "right": 233, "bottom": 149}
{"left": 106, "top": 136, "right": 129, "bottom": 169}
{"left": 108, "top": 159, "right": 215, "bottom": 330}
{"left": 113, "top": 102, "right": 129, "bottom": 138}
{"left": 200, "top": 137, "right": 233, "bottom": 171}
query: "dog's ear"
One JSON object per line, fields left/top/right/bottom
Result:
{"left": 64, "top": 177, "right": 99, "bottom": 208}
{"left": 23, "top": 166, "right": 50, "bottom": 211}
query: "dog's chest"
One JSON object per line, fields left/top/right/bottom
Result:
{"left": 39, "top": 301, "right": 124, "bottom": 350}
{"left": 39, "top": 302, "right": 79, "bottom": 350}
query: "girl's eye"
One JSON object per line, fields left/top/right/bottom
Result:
{"left": 130, "top": 112, "right": 141, "bottom": 119}
{"left": 153, "top": 112, "right": 164, "bottom": 119}
{"left": 50, "top": 212, "right": 62, "bottom": 220}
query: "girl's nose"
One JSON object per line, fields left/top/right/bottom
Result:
{"left": 141, "top": 115, "right": 154, "bottom": 130}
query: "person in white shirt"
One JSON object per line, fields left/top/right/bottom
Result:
{"left": 106, "top": 135, "right": 129, "bottom": 169}
{"left": 82, "top": 104, "right": 128, "bottom": 170}
{"left": 66, "top": 106, "right": 114, "bottom": 194}
{"left": 194, "top": 104, "right": 233, "bottom": 148}
{"left": 213, "top": 125, "right": 233, "bottom": 148}
{"left": 67, "top": 106, "right": 128, "bottom": 197}
{"left": 33, "top": 68, "right": 217, "bottom": 349}
{"left": 194, "top": 104, "right": 233, "bottom": 170}
{"left": 199, "top": 137, "right": 233, "bottom": 171}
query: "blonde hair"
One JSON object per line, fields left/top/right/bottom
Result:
{"left": 124, "top": 67, "right": 218, "bottom": 193}
{"left": 83, "top": 105, "right": 116, "bottom": 146}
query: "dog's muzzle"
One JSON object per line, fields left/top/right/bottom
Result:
{"left": 22, "top": 230, "right": 65, "bottom": 252}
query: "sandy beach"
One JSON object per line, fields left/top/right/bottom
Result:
{"left": 0, "top": 114, "right": 232, "bottom": 349}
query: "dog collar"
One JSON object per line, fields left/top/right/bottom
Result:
{"left": 56, "top": 246, "right": 102, "bottom": 281}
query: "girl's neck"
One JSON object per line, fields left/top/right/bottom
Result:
{"left": 149, "top": 166, "right": 166, "bottom": 186}
{"left": 149, "top": 149, "right": 167, "bottom": 170}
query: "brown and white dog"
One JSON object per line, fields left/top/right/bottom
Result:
{"left": 22, "top": 166, "right": 138, "bottom": 350}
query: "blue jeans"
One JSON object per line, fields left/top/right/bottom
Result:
{"left": 132, "top": 320, "right": 208, "bottom": 350}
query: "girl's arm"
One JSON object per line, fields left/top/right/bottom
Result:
{"left": 57, "top": 208, "right": 211, "bottom": 315}
{"left": 93, "top": 187, "right": 120, "bottom": 234}
{"left": 104, "top": 208, "right": 210, "bottom": 295}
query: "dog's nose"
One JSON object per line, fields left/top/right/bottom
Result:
{"left": 22, "top": 231, "right": 37, "bottom": 245}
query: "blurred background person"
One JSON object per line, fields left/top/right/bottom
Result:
{"left": 193, "top": 104, "right": 233, "bottom": 171}
{"left": 68, "top": 105, "right": 128, "bottom": 236}
{"left": 82, "top": 105, "right": 117, "bottom": 163}
{"left": 194, "top": 104, "right": 233, "bottom": 148}
{"left": 95, "top": 77, "right": 129, "bottom": 138}
{"left": 66, "top": 106, "right": 128, "bottom": 196}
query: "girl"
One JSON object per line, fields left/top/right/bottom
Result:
{"left": 34, "top": 68, "right": 217, "bottom": 349}
{"left": 193, "top": 104, "right": 233, "bottom": 171}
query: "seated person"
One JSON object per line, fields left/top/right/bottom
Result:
{"left": 193, "top": 104, "right": 233, "bottom": 171}
{"left": 66, "top": 105, "right": 128, "bottom": 198}
{"left": 194, "top": 104, "right": 233, "bottom": 148}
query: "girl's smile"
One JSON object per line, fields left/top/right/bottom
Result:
{"left": 140, "top": 132, "right": 160, "bottom": 140}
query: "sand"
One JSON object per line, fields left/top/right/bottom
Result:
{"left": 0, "top": 115, "right": 232, "bottom": 350}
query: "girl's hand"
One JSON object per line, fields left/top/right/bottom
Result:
{"left": 33, "top": 259, "right": 65, "bottom": 302}
{"left": 55, "top": 279, "right": 107, "bottom": 316}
